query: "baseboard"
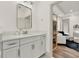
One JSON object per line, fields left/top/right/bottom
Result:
{"left": 45, "top": 51, "right": 53, "bottom": 58}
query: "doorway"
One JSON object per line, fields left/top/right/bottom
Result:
{"left": 52, "top": 14, "right": 58, "bottom": 51}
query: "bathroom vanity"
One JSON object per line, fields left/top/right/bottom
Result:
{"left": 0, "top": 2, "right": 46, "bottom": 58}
{"left": 0, "top": 32, "right": 46, "bottom": 58}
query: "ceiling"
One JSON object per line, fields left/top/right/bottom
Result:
{"left": 56, "top": 1, "right": 79, "bottom": 14}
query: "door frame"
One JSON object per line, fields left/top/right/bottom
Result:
{"left": 49, "top": 1, "right": 63, "bottom": 57}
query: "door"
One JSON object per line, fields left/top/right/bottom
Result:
{"left": 3, "top": 47, "right": 19, "bottom": 58}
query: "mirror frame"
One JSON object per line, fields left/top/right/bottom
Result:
{"left": 16, "top": 3, "right": 32, "bottom": 31}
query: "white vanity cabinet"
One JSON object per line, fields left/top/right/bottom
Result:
{"left": 20, "top": 42, "right": 33, "bottom": 58}
{"left": 2, "top": 40, "right": 19, "bottom": 58}
{"left": 20, "top": 34, "right": 46, "bottom": 58}
{"left": 3, "top": 47, "right": 19, "bottom": 58}
{"left": 20, "top": 40, "right": 41, "bottom": 58}
{"left": 1, "top": 33, "right": 46, "bottom": 58}
{"left": 20, "top": 36, "right": 41, "bottom": 58}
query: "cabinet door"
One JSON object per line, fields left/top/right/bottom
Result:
{"left": 32, "top": 40, "right": 41, "bottom": 58}
{"left": 20, "top": 43, "right": 33, "bottom": 58}
{"left": 3, "top": 47, "right": 19, "bottom": 58}
{"left": 0, "top": 42, "right": 1, "bottom": 58}
{"left": 40, "top": 35, "right": 46, "bottom": 55}
{"left": 40, "top": 39, "right": 46, "bottom": 54}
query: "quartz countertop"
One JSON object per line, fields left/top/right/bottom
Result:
{"left": 1, "top": 32, "right": 46, "bottom": 41}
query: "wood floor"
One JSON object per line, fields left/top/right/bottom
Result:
{"left": 53, "top": 45, "right": 79, "bottom": 58}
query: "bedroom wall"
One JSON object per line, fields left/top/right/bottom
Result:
{"left": 69, "top": 13, "right": 79, "bottom": 37}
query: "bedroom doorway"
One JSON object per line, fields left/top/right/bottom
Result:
{"left": 52, "top": 14, "right": 58, "bottom": 51}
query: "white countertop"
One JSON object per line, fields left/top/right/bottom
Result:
{"left": 1, "top": 32, "right": 46, "bottom": 41}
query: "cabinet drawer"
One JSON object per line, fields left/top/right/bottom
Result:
{"left": 41, "top": 34, "right": 46, "bottom": 39}
{"left": 3, "top": 40, "right": 19, "bottom": 50}
{"left": 3, "top": 47, "right": 19, "bottom": 58}
{"left": 20, "top": 36, "right": 41, "bottom": 45}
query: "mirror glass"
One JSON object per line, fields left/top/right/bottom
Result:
{"left": 17, "top": 4, "right": 32, "bottom": 32}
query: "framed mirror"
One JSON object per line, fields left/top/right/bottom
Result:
{"left": 17, "top": 4, "right": 32, "bottom": 32}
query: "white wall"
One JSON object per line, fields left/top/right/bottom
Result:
{"left": 31, "top": 2, "right": 39, "bottom": 32}
{"left": 0, "top": 1, "right": 17, "bottom": 32}
{"left": 69, "top": 14, "right": 79, "bottom": 37}
{"left": 62, "top": 19, "right": 69, "bottom": 33}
